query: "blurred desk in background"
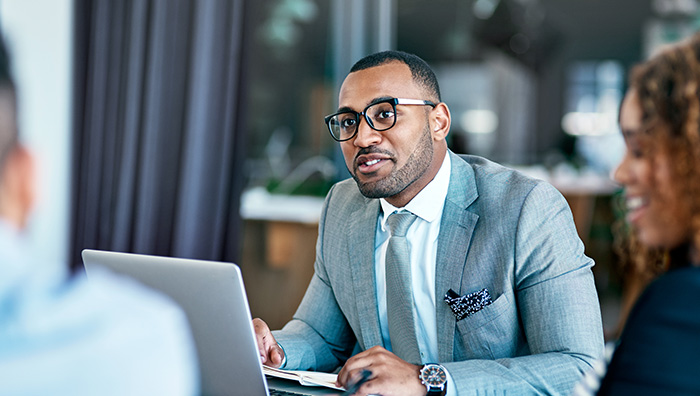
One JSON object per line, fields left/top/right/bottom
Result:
{"left": 240, "top": 188, "right": 324, "bottom": 329}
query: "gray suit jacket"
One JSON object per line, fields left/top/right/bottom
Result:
{"left": 274, "top": 151, "right": 604, "bottom": 395}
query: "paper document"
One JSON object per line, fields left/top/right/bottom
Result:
{"left": 263, "top": 365, "right": 344, "bottom": 391}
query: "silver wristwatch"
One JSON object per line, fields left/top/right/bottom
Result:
{"left": 419, "top": 363, "right": 447, "bottom": 396}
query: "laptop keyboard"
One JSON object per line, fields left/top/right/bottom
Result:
{"left": 269, "top": 389, "right": 313, "bottom": 396}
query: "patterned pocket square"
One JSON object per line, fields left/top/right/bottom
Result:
{"left": 443, "top": 288, "right": 493, "bottom": 321}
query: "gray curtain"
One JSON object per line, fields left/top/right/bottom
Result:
{"left": 70, "top": 0, "right": 248, "bottom": 270}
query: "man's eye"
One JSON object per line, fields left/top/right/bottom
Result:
{"left": 341, "top": 118, "right": 356, "bottom": 128}
{"left": 376, "top": 110, "right": 395, "bottom": 120}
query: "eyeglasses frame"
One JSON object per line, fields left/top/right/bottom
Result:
{"left": 324, "top": 97, "right": 437, "bottom": 142}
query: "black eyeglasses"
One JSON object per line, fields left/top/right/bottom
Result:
{"left": 324, "top": 97, "right": 436, "bottom": 142}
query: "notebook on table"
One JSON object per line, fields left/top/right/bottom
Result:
{"left": 81, "top": 249, "right": 343, "bottom": 396}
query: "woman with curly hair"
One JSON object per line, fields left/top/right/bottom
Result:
{"left": 594, "top": 33, "right": 700, "bottom": 395}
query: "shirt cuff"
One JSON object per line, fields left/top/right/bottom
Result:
{"left": 444, "top": 367, "right": 458, "bottom": 395}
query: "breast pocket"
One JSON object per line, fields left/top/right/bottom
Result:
{"left": 454, "top": 292, "right": 519, "bottom": 359}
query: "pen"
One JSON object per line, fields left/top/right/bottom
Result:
{"left": 342, "top": 369, "right": 372, "bottom": 396}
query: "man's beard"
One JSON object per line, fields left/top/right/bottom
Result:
{"left": 351, "top": 124, "right": 433, "bottom": 199}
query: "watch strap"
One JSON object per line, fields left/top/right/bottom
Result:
{"left": 420, "top": 364, "right": 447, "bottom": 396}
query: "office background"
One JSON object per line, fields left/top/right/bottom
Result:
{"left": 2, "top": 0, "right": 699, "bottom": 338}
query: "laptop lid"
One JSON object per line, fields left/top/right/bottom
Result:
{"left": 82, "top": 249, "right": 268, "bottom": 396}
{"left": 81, "top": 250, "right": 342, "bottom": 396}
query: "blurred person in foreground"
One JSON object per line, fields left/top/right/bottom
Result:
{"left": 254, "top": 50, "right": 604, "bottom": 395}
{"left": 574, "top": 33, "right": 700, "bottom": 395}
{"left": 0, "top": 35, "right": 198, "bottom": 395}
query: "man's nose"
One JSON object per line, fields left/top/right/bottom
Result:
{"left": 353, "top": 118, "right": 381, "bottom": 147}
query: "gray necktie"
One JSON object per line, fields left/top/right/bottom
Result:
{"left": 385, "top": 211, "right": 421, "bottom": 364}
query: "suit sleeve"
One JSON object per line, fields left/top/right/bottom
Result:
{"left": 272, "top": 184, "right": 357, "bottom": 372}
{"left": 444, "top": 182, "right": 605, "bottom": 395}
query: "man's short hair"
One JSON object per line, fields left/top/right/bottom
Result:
{"left": 350, "top": 50, "right": 442, "bottom": 102}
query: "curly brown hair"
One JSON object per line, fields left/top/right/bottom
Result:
{"left": 619, "top": 32, "right": 700, "bottom": 275}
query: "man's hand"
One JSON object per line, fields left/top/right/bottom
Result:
{"left": 336, "top": 346, "right": 426, "bottom": 396}
{"left": 252, "top": 318, "right": 285, "bottom": 367}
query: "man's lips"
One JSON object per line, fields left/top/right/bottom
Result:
{"left": 355, "top": 153, "right": 392, "bottom": 174}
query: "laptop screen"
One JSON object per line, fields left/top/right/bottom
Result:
{"left": 82, "top": 249, "right": 268, "bottom": 395}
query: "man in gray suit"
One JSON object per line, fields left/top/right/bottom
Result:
{"left": 254, "top": 51, "right": 603, "bottom": 396}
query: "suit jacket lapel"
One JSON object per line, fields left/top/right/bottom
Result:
{"left": 347, "top": 197, "right": 383, "bottom": 350}
{"left": 436, "top": 152, "right": 479, "bottom": 362}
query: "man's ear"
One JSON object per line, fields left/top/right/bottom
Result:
{"left": 0, "top": 145, "right": 36, "bottom": 229}
{"left": 429, "top": 102, "right": 451, "bottom": 142}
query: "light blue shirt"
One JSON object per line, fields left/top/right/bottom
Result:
{"left": 376, "top": 153, "right": 457, "bottom": 395}
{"left": 0, "top": 221, "right": 199, "bottom": 395}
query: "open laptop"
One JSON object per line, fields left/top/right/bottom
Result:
{"left": 82, "top": 249, "right": 342, "bottom": 396}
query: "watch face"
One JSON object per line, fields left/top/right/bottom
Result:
{"left": 420, "top": 364, "right": 446, "bottom": 386}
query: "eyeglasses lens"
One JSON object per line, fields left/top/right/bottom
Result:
{"left": 328, "top": 113, "right": 357, "bottom": 141}
{"left": 365, "top": 102, "right": 396, "bottom": 131}
{"left": 326, "top": 100, "right": 397, "bottom": 141}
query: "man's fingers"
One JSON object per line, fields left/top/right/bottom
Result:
{"left": 252, "top": 318, "right": 275, "bottom": 364}
{"left": 336, "top": 348, "right": 378, "bottom": 387}
{"left": 269, "top": 343, "right": 284, "bottom": 366}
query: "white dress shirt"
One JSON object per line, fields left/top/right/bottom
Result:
{"left": 375, "top": 153, "right": 457, "bottom": 394}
